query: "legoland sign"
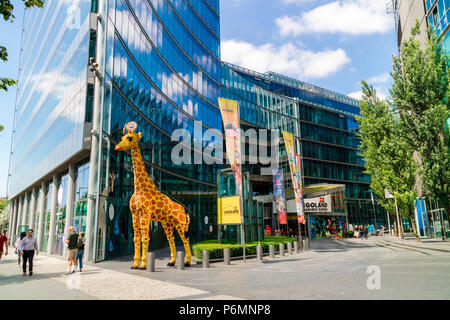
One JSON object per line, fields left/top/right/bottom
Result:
{"left": 304, "top": 195, "right": 332, "bottom": 213}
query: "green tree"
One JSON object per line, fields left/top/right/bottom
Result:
{"left": 390, "top": 23, "right": 450, "bottom": 216}
{"left": 0, "top": 198, "right": 9, "bottom": 233}
{"left": 357, "top": 82, "right": 418, "bottom": 240}
{"left": 1, "top": 0, "right": 44, "bottom": 91}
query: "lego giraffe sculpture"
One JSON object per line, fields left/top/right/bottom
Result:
{"left": 115, "top": 122, "right": 191, "bottom": 269}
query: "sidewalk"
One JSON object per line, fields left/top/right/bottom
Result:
{"left": 370, "top": 235, "right": 450, "bottom": 252}
{"left": 0, "top": 247, "right": 240, "bottom": 300}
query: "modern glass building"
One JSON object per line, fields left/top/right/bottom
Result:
{"left": 8, "top": 0, "right": 385, "bottom": 262}
{"left": 426, "top": 0, "right": 450, "bottom": 53}
{"left": 221, "top": 63, "right": 387, "bottom": 232}
{"left": 395, "top": 0, "right": 450, "bottom": 54}
{"left": 7, "top": 0, "right": 223, "bottom": 262}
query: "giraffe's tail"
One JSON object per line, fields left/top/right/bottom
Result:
{"left": 184, "top": 211, "right": 190, "bottom": 238}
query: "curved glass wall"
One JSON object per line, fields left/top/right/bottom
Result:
{"left": 73, "top": 162, "right": 90, "bottom": 233}
{"left": 41, "top": 182, "right": 52, "bottom": 252}
{"left": 9, "top": 0, "right": 92, "bottom": 197}
{"left": 53, "top": 174, "right": 69, "bottom": 256}
{"left": 99, "top": 0, "right": 222, "bottom": 259}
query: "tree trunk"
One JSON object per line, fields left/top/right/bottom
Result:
{"left": 393, "top": 221, "right": 398, "bottom": 237}
{"left": 409, "top": 215, "right": 422, "bottom": 243}
{"left": 399, "top": 218, "right": 405, "bottom": 240}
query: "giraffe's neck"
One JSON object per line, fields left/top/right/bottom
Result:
{"left": 131, "top": 147, "right": 157, "bottom": 192}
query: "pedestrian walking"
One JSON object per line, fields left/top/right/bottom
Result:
{"left": 65, "top": 226, "right": 79, "bottom": 274}
{"left": 363, "top": 225, "right": 368, "bottom": 239}
{"left": 17, "top": 229, "right": 39, "bottom": 276}
{"left": 0, "top": 229, "right": 8, "bottom": 261}
{"left": 15, "top": 232, "right": 26, "bottom": 266}
{"left": 76, "top": 232, "right": 85, "bottom": 272}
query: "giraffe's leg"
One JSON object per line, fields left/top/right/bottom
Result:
{"left": 139, "top": 214, "right": 151, "bottom": 270}
{"left": 163, "top": 223, "right": 176, "bottom": 266}
{"left": 131, "top": 209, "right": 142, "bottom": 269}
{"left": 176, "top": 224, "right": 191, "bottom": 267}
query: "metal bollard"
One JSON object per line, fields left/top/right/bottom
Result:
{"left": 279, "top": 243, "right": 285, "bottom": 256}
{"left": 202, "top": 250, "right": 210, "bottom": 268}
{"left": 303, "top": 238, "right": 310, "bottom": 251}
{"left": 176, "top": 251, "right": 185, "bottom": 270}
{"left": 293, "top": 241, "right": 298, "bottom": 253}
{"left": 223, "top": 248, "right": 231, "bottom": 265}
{"left": 257, "top": 244, "right": 263, "bottom": 261}
{"left": 287, "top": 241, "right": 293, "bottom": 255}
{"left": 147, "top": 252, "right": 155, "bottom": 272}
{"left": 269, "top": 244, "right": 275, "bottom": 258}
{"left": 299, "top": 238, "right": 304, "bottom": 251}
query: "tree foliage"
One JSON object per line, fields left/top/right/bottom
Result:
{"left": 0, "top": 0, "right": 44, "bottom": 92}
{"left": 356, "top": 82, "right": 417, "bottom": 231}
{"left": 390, "top": 23, "right": 450, "bottom": 215}
{"left": 0, "top": 198, "right": 9, "bottom": 232}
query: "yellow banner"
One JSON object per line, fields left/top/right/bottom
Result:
{"left": 218, "top": 196, "right": 242, "bottom": 225}
{"left": 218, "top": 98, "right": 242, "bottom": 196}
{"left": 282, "top": 131, "right": 305, "bottom": 224}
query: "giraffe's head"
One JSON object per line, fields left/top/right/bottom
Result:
{"left": 115, "top": 122, "right": 142, "bottom": 151}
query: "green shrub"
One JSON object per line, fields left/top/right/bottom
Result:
{"left": 344, "top": 231, "right": 354, "bottom": 238}
{"left": 192, "top": 236, "right": 296, "bottom": 260}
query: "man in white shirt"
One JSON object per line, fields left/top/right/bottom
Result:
{"left": 18, "top": 229, "right": 39, "bottom": 276}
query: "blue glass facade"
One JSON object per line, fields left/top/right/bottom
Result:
{"left": 10, "top": 0, "right": 92, "bottom": 198}
{"left": 427, "top": 0, "right": 450, "bottom": 54}
{"left": 98, "top": 0, "right": 222, "bottom": 259}
{"left": 8, "top": 0, "right": 388, "bottom": 259}
{"left": 221, "top": 62, "right": 387, "bottom": 228}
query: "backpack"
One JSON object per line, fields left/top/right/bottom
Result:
{"left": 76, "top": 235, "right": 84, "bottom": 249}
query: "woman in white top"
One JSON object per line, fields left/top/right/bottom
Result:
{"left": 15, "top": 232, "right": 26, "bottom": 266}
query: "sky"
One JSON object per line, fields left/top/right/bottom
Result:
{"left": 220, "top": 0, "right": 397, "bottom": 98}
{"left": 0, "top": 0, "right": 25, "bottom": 198}
{"left": 0, "top": 0, "right": 398, "bottom": 198}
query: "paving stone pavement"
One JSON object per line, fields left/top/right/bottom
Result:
{"left": 1, "top": 238, "right": 449, "bottom": 300}
{"left": 0, "top": 247, "right": 240, "bottom": 300}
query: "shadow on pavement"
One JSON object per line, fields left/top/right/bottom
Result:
{"left": 0, "top": 272, "right": 66, "bottom": 286}
{"left": 0, "top": 259, "right": 18, "bottom": 265}
{"left": 261, "top": 258, "right": 312, "bottom": 264}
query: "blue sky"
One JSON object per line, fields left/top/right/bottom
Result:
{"left": 220, "top": 0, "right": 397, "bottom": 98}
{"left": 0, "top": 0, "right": 398, "bottom": 197}
{"left": 0, "top": 0, "right": 24, "bottom": 198}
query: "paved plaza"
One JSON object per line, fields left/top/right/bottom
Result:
{"left": 1, "top": 237, "right": 449, "bottom": 300}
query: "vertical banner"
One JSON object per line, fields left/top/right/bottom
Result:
{"left": 218, "top": 98, "right": 242, "bottom": 199}
{"left": 282, "top": 131, "right": 305, "bottom": 224}
{"left": 218, "top": 98, "right": 246, "bottom": 261}
{"left": 272, "top": 169, "right": 287, "bottom": 225}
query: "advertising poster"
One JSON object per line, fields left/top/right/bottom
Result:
{"left": 272, "top": 168, "right": 287, "bottom": 225}
{"left": 218, "top": 98, "right": 242, "bottom": 197}
{"left": 282, "top": 131, "right": 305, "bottom": 224}
{"left": 218, "top": 196, "right": 242, "bottom": 225}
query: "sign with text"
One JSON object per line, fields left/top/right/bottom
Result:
{"left": 304, "top": 195, "right": 332, "bottom": 213}
{"left": 272, "top": 168, "right": 287, "bottom": 225}
{"left": 218, "top": 98, "right": 242, "bottom": 198}
{"left": 218, "top": 196, "right": 242, "bottom": 225}
{"left": 282, "top": 131, "right": 305, "bottom": 224}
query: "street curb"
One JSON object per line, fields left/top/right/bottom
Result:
{"left": 380, "top": 239, "right": 450, "bottom": 253}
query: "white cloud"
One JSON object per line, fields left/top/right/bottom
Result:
{"left": 276, "top": 0, "right": 393, "bottom": 36}
{"left": 348, "top": 87, "right": 387, "bottom": 101}
{"left": 367, "top": 72, "right": 390, "bottom": 84}
{"left": 221, "top": 39, "right": 351, "bottom": 79}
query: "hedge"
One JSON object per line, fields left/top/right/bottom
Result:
{"left": 192, "top": 236, "right": 297, "bottom": 260}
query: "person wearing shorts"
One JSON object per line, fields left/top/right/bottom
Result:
{"left": 65, "top": 226, "right": 79, "bottom": 274}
